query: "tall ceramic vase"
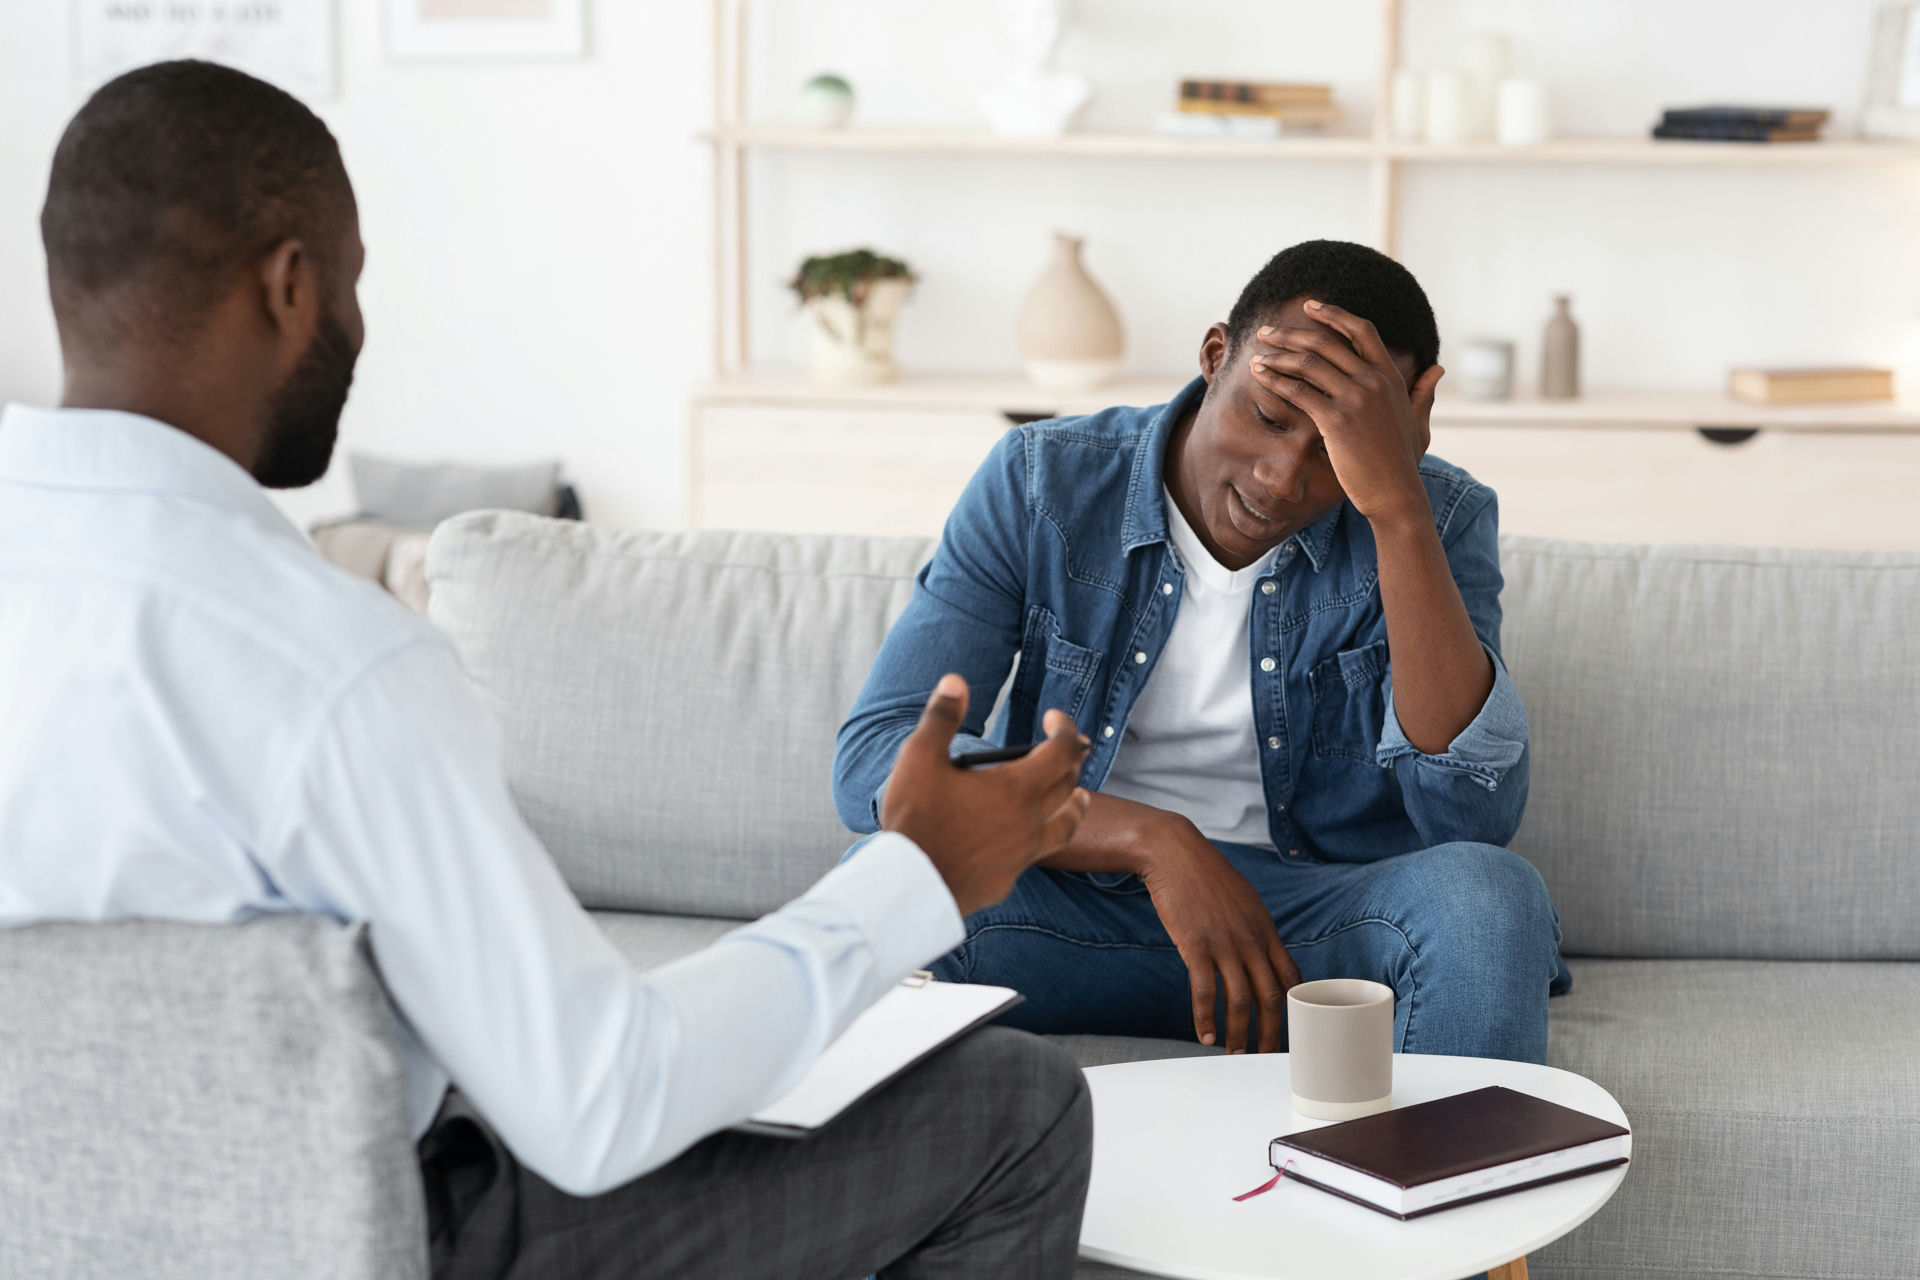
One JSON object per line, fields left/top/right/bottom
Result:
{"left": 807, "top": 277, "right": 910, "bottom": 386}
{"left": 1020, "top": 233, "right": 1123, "bottom": 391}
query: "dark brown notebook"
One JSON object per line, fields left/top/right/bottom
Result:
{"left": 1268, "top": 1086, "right": 1630, "bottom": 1220}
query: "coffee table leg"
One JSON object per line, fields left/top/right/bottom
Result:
{"left": 1487, "top": 1258, "right": 1529, "bottom": 1280}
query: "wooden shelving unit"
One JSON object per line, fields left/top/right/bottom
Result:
{"left": 700, "top": 0, "right": 1920, "bottom": 416}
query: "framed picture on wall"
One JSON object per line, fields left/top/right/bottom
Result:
{"left": 1865, "top": 1, "right": 1920, "bottom": 138}
{"left": 73, "top": 0, "right": 335, "bottom": 97}
{"left": 385, "top": 0, "right": 586, "bottom": 60}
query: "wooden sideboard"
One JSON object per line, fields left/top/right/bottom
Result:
{"left": 689, "top": 375, "right": 1920, "bottom": 549}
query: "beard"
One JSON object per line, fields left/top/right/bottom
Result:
{"left": 252, "top": 310, "right": 358, "bottom": 490}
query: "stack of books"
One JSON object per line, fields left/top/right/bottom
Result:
{"left": 1155, "top": 80, "right": 1341, "bottom": 139}
{"left": 1651, "top": 106, "right": 1829, "bottom": 143}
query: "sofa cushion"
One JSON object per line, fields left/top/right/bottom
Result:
{"left": 1539, "top": 958, "right": 1920, "bottom": 1279}
{"left": 432, "top": 514, "right": 935, "bottom": 917}
{"left": 0, "top": 916, "right": 426, "bottom": 1280}
{"left": 1500, "top": 538, "right": 1920, "bottom": 960}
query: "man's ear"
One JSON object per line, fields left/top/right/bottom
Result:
{"left": 257, "top": 237, "right": 318, "bottom": 366}
{"left": 1198, "top": 322, "right": 1231, "bottom": 384}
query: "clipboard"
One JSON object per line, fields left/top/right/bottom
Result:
{"left": 733, "top": 973, "right": 1024, "bottom": 1138}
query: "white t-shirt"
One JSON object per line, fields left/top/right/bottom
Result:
{"left": 1100, "top": 488, "right": 1283, "bottom": 849}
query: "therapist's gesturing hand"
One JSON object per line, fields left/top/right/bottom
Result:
{"left": 883, "top": 674, "right": 1092, "bottom": 916}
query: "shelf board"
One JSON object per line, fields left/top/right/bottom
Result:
{"left": 695, "top": 370, "right": 1920, "bottom": 432}
{"left": 1388, "top": 137, "right": 1920, "bottom": 166}
{"left": 695, "top": 369, "right": 1188, "bottom": 417}
{"left": 702, "top": 125, "right": 1376, "bottom": 162}
{"left": 704, "top": 125, "right": 1920, "bottom": 167}
{"left": 1433, "top": 389, "right": 1920, "bottom": 431}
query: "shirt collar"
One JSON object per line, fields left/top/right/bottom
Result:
{"left": 0, "top": 403, "right": 307, "bottom": 545}
{"left": 1121, "top": 376, "right": 1206, "bottom": 554}
{"left": 1119, "top": 376, "right": 1343, "bottom": 572}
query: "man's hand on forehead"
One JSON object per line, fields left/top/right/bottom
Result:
{"left": 1245, "top": 299, "right": 1443, "bottom": 525}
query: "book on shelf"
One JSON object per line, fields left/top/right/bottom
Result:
{"left": 1268, "top": 1086, "right": 1630, "bottom": 1220}
{"left": 1728, "top": 366, "right": 1894, "bottom": 404}
{"left": 1661, "top": 105, "right": 1831, "bottom": 129}
{"left": 1180, "top": 79, "right": 1334, "bottom": 107}
{"left": 1176, "top": 79, "right": 1338, "bottom": 125}
{"left": 1652, "top": 105, "right": 1828, "bottom": 143}
{"left": 1652, "top": 123, "right": 1821, "bottom": 143}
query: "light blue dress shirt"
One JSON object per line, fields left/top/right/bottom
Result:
{"left": 0, "top": 404, "right": 963, "bottom": 1196}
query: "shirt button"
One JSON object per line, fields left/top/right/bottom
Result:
{"left": 1261, "top": 581, "right": 1276, "bottom": 595}
{"left": 1276, "top": 802, "right": 1288, "bottom": 812}
{"left": 1284, "top": 545, "right": 1297, "bottom": 558}
{"left": 1134, "top": 651, "right": 1147, "bottom": 664}
{"left": 1161, "top": 582, "right": 1173, "bottom": 595}
{"left": 1267, "top": 736, "right": 1281, "bottom": 749}
{"left": 1260, "top": 657, "right": 1276, "bottom": 673}
{"left": 1102, "top": 725, "right": 1116, "bottom": 739}
{"left": 1289, "top": 847, "right": 1301, "bottom": 859}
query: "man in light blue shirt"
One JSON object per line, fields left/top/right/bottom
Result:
{"left": 1, "top": 61, "right": 1095, "bottom": 1278}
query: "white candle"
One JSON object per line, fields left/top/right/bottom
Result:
{"left": 1424, "top": 71, "right": 1471, "bottom": 146}
{"left": 1496, "top": 78, "right": 1552, "bottom": 146}
{"left": 1391, "top": 69, "right": 1424, "bottom": 142}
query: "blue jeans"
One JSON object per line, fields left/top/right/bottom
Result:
{"left": 923, "top": 840, "right": 1570, "bottom": 1063}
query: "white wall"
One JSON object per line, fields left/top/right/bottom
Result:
{"left": 0, "top": 0, "right": 712, "bottom": 531}
{"left": 4, "top": 0, "right": 1917, "bottom": 529}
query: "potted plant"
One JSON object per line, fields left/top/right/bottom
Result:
{"left": 789, "top": 248, "right": 916, "bottom": 385}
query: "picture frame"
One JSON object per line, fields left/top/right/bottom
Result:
{"left": 1864, "top": 0, "right": 1920, "bottom": 139}
{"left": 72, "top": 0, "right": 336, "bottom": 99}
{"left": 385, "top": 0, "right": 585, "bottom": 61}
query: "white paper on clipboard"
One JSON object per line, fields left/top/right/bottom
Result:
{"left": 735, "top": 976, "right": 1023, "bottom": 1137}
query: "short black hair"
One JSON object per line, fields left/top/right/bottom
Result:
{"left": 41, "top": 59, "right": 353, "bottom": 352}
{"left": 1225, "top": 239, "right": 1439, "bottom": 374}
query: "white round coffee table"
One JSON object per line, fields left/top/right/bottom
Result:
{"left": 1080, "top": 1054, "right": 1630, "bottom": 1280}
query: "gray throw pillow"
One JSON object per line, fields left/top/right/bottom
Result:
{"left": 349, "top": 452, "right": 560, "bottom": 527}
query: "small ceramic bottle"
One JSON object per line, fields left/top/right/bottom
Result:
{"left": 1542, "top": 295, "right": 1580, "bottom": 400}
{"left": 1020, "top": 232, "right": 1124, "bottom": 391}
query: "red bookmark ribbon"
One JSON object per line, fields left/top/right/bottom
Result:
{"left": 1233, "top": 1160, "right": 1295, "bottom": 1202}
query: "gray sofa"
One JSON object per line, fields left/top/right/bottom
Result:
{"left": 5, "top": 512, "right": 1918, "bottom": 1280}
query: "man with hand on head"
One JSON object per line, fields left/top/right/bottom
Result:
{"left": 836, "top": 240, "right": 1570, "bottom": 1062}
{"left": 1, "top": 61, "right": 1097, "bottom": 1279}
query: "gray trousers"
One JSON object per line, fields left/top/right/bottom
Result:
{"left": 418, "top": 1027, "right": 1095, "bottom": 1280}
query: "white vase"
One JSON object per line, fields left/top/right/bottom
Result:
{"left": 978, "top": 0, "right": 1090, "bottom": 138}
{"left": 806, "top": 278, "right": 910, "bottom": 386}
{"left": 1019, "top": 233, "right": 1123, "bottom": 391}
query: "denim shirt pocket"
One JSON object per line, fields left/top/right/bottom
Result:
{"left": 1013, "top": 605, "right": 1103, "bottom": 723}
{"left": 1308, "top": 640, "right": 1389, "bottom": 764}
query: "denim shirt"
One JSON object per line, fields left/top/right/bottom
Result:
{"left": 832, "top": 377, "right": 1530, "bottom": 863}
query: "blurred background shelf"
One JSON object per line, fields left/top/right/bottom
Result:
{"left": 708, "top": 125, "right": 1920, "bottom": 168}
{"left": 696, "top": 371, "right": 1920, "bottom": 433}
{"left": 692, "top": 0, "right": 1920, "bottom": 553}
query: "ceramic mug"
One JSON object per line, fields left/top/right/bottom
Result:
{"left": 1287, "top": 978, "right": 1394, "bottom": 1121}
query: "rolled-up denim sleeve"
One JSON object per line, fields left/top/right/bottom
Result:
{"left": 831, "top": 428, "right": 1031, "bottom": 832}
{"left": 1374, "top": 489, "right": 1530, "bottom": 846}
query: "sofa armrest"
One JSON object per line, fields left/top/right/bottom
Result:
{"left": 0, "top": 915, "right": 428, "bottom": 1280}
